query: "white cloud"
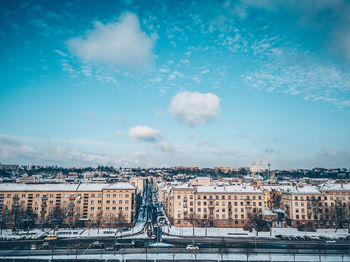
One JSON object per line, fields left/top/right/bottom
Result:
{"left": 128, "top": 125, "right": 160, "bottom": 142}
{"left": 67, "top": 12, "right": 156, "bottom": 69}
{"left": 152, "top": 141, "right": 173, "bottom": 152}
{"left": 0, "top": 135, "right": 110, "bottom": 166}
{"left": 169, "top": 91, "right": 220, "bottom": 127}
{"left": 54, "top": 49, "right": 68, "bottom": 57}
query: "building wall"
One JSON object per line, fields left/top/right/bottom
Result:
{"left": 170, "top": 188, "right": 265, "bottom": 228}
{"left": 0, "top": 184, "right": 136, "bottom": 227}
{"left": 282, "top": 191, "right": 350, "bottom": 228}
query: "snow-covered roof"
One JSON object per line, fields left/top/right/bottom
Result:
{"left": 320, "top": 182, "right": 350, "bottom": 192}
{"left": 285, "top": 186, "right": 320, "bottom": 194}
{"left": 196, "top": 184, "right": 262, "bottom": 194}
{"left": 0, "top": 182, "right": 136, "bottom": 192}
{"left": 173, "top": 183, "right": 194, "bottom": 190}
{"left": 104, "top": 182, "right": 136, "bottom": 190}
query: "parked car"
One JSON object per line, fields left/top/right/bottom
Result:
{"left": 41, "top": 242, "right": 50, "bottom": 249}
{"left": 186, "top": 244, "right": 199, "bottom": 251}
{"left": 91, "top": 241, "right": 103, "bottom": 248}
{"left": 44, "top": 235, "right": 57, "bottom": 241}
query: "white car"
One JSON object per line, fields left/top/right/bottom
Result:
{"left": 186, "top": 244, "right": 199, "bottom": 251}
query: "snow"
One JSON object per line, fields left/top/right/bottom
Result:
{"left": 2, "top": 252, "right": 350, "bottom": 261}
{"left": 162, "top": 225, "right": 349, "bottom": 239}
{"left": 196, "top": 184, "right": 263, "bottom": 193}
{"left": 0, "top": 182, "right": 136, "bottom": 192}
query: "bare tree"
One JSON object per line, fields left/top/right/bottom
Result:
{"left": 243, "top": 247, "right": 252, "bottom": 262}
{"left": 47, "top": 207, "right": 65, "bottom": 230}
{"left": 270, "top": 191, "right": 282, "bottom": 209}
{"left": 289, "top": 248, "right": 298, "bottom": 262}
{"left": 0, "top": 205, "right": 11, "bottom": 234}
{"left": 218, "top": 238, "right": 228, "bottom": 261}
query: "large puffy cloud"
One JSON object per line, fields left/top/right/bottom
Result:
{"left": 67, "top": 12, "right": 155, "bottom": 68}
{"left": 128, "top": 125, "right": 160, "bottom": 142}
{"left": 169, "top": 91, "right": 220, "bottom": 127}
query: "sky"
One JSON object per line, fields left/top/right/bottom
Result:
{"left": 0, "top": 0, "right": 350, "bottom": 169}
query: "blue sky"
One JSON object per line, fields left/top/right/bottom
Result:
{"left": 1, "top": 0, "right": 350, "bottom": 168}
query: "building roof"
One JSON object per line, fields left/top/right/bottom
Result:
{"left": 196, "top": 184, "right": 262, "bottom": 193}
{"left": 0, "top": 182, "right": 136, "bottom": 192}
{"left": 320, "top": 182, "right": 350, "bottom": 192}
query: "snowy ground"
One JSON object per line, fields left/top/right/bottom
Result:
{"left": 1, "top": 252, "right": 349, "bottom": 261}
{"left": 162, "top": 225, "right": 349, "bottom": 239}
{"left": 2, "top": 225, "right": 348, "bottom": 240}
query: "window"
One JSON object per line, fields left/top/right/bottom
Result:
{"left": 107, "top": 194, "right": 110, "bottom": 198}
{"left": 177, "top": 195, "right": 181, "bottom": 199}
{"left": 36, "top": 194, "right": 40, "bottom": 198}
{"left": 91, "top": 194, "right": 95, "bottom": 197}
{"left": 91, "top": 207, "right": 95, "bottom": 210}
{"left": 50, "top": 194, "right": 54, "bottom": 198}
{"left": 119, "top": 194, "right": 123, "bottom": 197}
{"left": 125, "top": 200, "right": 129, "bottom": 204}
{"left": 91, "top": 200, "right": 95, "bottom": 204}
{"left": 125, "top": 194, "right": 129, "bottom": 198}
{"left": 222, "top": 195, "right": 225, "bottom": 200}
{"left": 198, "top": 208, "right": 201, "bottom": 212}
{"left": 113, "top": 194, "right": 116, "bottom": 197}
{"left": 119, "top": 200, "right": 123, "bottom": 204}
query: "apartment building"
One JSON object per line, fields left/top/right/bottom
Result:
{"left": 282, "top": 183, "right": 350, "bottom": 228}
{"left": 0, "top": 182, "right": 137, "bottom": 227}
{"left": 129, "top": 176, "right": 146, "bottom": 196}
{"left": 167, "top": 179, "right": 265, "bottom": 228}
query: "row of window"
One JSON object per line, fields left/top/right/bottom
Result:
{"left": 3, "top": 193, "right": 132, "bottom": 198}
{"left": 294, "top": 195, "right": 350, "bottom": 201}
{"left": 177, "top": 194, "right": 263, "bottom": 200}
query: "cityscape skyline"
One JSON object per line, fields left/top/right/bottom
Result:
{"left": 1, "top": 0, "right": 350, "bottom": 169}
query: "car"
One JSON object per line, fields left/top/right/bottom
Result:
{"left": 275, "top": 235, "right": 282, "bottom": 239}
{"left": 325, "top": 240, "right": 336, "bottom": 244}
{"left": 105, "top": 246, "right": 115, "bottom": 251}
{"left": 91, "top": 241, "right": 103, "bottom": 248}
{"left": 30, "top": 244, "right": 36, "bottom": 250}
{"left": 44, "top": 235, "right": 58, "bottom": 241}
{"left": 186, "top": 244, "right": 199, "bottom": 251}
{"left": 41, "top": 242, "right": 50, "bottom": 249}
